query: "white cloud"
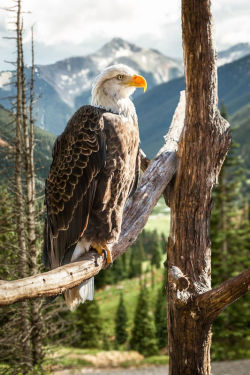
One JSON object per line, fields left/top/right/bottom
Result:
{"left": 0, "top": 0, "right": 249, "bottom": 70}
{"left": 212, "top": 1, "right": 250, "bottom": 50}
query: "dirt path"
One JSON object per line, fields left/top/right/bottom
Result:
{"left": 54, "top": 360, "right": 250, "bottom": 375}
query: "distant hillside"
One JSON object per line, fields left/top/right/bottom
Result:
{"left": 135, "top": 54, "right": 250, "bottom": 159}
{"left": 230, "top": 103, "right": 250, "bottom": 171}
{"left": 0, "top": 105, "right": 55, "bottom": 187}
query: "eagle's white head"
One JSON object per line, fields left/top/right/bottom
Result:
{"left": 91, "top": 64, "right": 147, "bottom": 119}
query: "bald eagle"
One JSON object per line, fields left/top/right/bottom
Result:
{"left": 43, "top": 64, "right": 147, "bottom": 310}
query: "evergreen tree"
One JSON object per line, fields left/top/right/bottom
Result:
{"left": 211, "top": 104, "right": 250, "bottom": 360}
{"left": 128, "top": 245, "right": 139, "bottom": 278}
{"left": 130, "top": 287, "right": 158, "bottom": 356}
{"left": 102, "top": 333, "right": 110, "bottom": 350}
{"left": 73, "top": 299, "right": 102, "bottom": 348}
{"left": 140, "top": 229, "right": 157, "bottom": 258}
{"left": 155, "top": 286, "right": 167, "bottom": 349}
{"left": 161, "top": 233, "right": 167, "bottom": 254}
{"left": 150, "top": 231, "right": 162, "bottom": 289}
{"left": 95, "top": 265, "right": 114, "bottom": 288}
{"left": 115, "top": 292, "right": 128, "bottom": 346}
{"left": 137, "top": 236, "right": 145, "bottom": 278}
{"left": 111, "top": 256, "right": 126, "bottom": 283}
{"left": 151, "top": 234, "right": 162, "bottom": 269}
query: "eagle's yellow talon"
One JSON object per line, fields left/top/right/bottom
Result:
{"left": 91, "top": 242, "right": 113, "bottom": 265}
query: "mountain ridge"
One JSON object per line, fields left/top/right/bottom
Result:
{"left": 1, "top": 39, "right": 249, "bottom": 136}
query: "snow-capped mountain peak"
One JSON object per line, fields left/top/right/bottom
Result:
{"left": 36, "top": 37, "right": 183, "bottom": 108}
{"left": 218, "top": 43, "right": 250, "bottom": 66}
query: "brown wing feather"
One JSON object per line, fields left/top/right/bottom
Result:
{"left": 43, "top": 105, "right": 106, "bottom": 269}
{"left": 128, "top": 148, "right": 140, "bottom": 197}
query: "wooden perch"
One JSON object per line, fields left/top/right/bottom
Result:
{"left": 0, "top": 92, "right": 185, "bottom": 306}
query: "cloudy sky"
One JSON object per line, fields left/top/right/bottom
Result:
{"left": 0, "top": 0, "right": 250, "bottom": 70}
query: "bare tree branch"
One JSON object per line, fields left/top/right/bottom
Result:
{"left": 0, "top": 91, "right": 185, "bottom": 306}
{"left": 197, "top": 268, "right": 250, "bottom": 321}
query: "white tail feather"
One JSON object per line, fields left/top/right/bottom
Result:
{"left": 79, "top": 277, "right": 94, "bottom": 301}
{"left": 65, "top": 277, "right": 94, "bottom": 311}
{"left": 64, "top": 238, "right": 94, "bottom": 310}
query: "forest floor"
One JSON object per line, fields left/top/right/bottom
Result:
{"left": 52, "top": 359, "right": 250, "bottom": 375}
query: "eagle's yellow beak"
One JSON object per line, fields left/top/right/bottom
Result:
{"left": 128, "top": 74, "right": 147, "bottom": 92}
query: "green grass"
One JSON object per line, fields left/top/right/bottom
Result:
{"left": 119, "top": 355, "right": 169, "bottom": 368}
{"left": 145, "top": 196, "right": 170, "bottom": 235}
{"left": 142, "top": 355, "right": 169, "bottom": 366}
{"left": 45, "top": 347, "right": 97, "bottom": 371}
{"left": 53, "top": 347, "right": 100, "bottom": 356}
{"left": 145, "top": 214, "right": 170, "bottom": 234}
{"left": 53, "top": 357, "right": 91, "bottom": 369}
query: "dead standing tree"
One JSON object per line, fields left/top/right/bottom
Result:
{"left": 166, "top": 1, "right": 248, "bottom": 374}
{"left": 14, "top": 0, "right": 33, "bottom": 370}
{"left": 0, "top": 1, "right": 250, "bottom": 374}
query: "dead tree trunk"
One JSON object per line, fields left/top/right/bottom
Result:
{"left": 29, "top": 29, "right": 44, "bottom": 367}
{"left": 166, "top": 1, "right": 231, "bottom": 374}
{"left": 20, "top": 26, "right": 44, "bottom": 367}
{"left": 15, "top": 0, "right": 32, "bottom": 370}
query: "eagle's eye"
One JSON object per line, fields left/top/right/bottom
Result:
{"left": 117, "top": 74, "right": 125, "bottom": 81}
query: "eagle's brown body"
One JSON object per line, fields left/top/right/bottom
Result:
{"left": 43, "top": 105, "right": 140, "bottom": 270}
{"left": 43, "top": 64, "right": 146, "bottom": 309}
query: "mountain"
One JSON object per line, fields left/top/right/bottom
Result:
{"left": 0, "top": 39, "right": 249, "bottom": 137}
{"left": 40, "top": 37, "right": 183, "bottom": 109}
{"left": 217, "top": 43, "right": 250, "bottom": 67}
{"left": 0, "top": 105, "right": 55, "bottom": 187}
{"left": 0, "top": 38, "right": 183, "bottom": 135}
{"left": 135, "top": 54, "right": 250, "bottom": 158}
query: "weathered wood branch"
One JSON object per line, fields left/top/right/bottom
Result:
{"left": 0, "top": 253, "right": 105, "bottom": 305}
{"left": 0, "top": 92, "right": 185, "bottom": 306}
{"left": 197, "top": 268, "right": 250, "bottom": 321}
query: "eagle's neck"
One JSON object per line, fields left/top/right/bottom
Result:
{"left": 91, "top": 87, "right": 137, "bottom": 121}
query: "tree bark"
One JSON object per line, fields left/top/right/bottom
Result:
{"left": 15, "top": 0, "right": 32, "bottom": 370}
{"left": 23, "top": 27, "right": 44, "bottom": 367}
{"left": 166, "top": 1, "right": 231, "bottom": 374}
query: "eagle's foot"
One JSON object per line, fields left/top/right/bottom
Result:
{"left": 102, "top": 249, "right": 113, "bottom": 268}
{"left": 91, "top": 242, "right": 113, "bottom": 265}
